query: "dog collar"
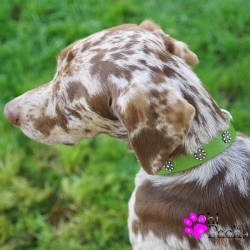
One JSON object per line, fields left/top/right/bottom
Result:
{"left": 158, "top": 110, "right": 236, "bottom": 175}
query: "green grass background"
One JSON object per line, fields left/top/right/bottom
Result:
{"left": 0, "top": 0, "right": 249, "bottom": 249}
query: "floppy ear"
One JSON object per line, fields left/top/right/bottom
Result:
{"left": 140, "top": 20, "right": 199, "bottom": 66}
{"left": 112, "top": 83, "right": 195, "bottom": 175}
{"left": 169, "top": 39, "right": 199, "bottom": 66}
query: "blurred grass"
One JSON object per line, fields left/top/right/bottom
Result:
{"left": 0, "top": 0, "right": 249, "bottom": 249}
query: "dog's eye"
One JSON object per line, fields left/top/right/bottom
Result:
{"left": 108, "top": 98, "right": 112, "bottom": 108}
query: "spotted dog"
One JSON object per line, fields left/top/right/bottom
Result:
{"left": 4, "top": 20, "right": 250, "bottom": 249}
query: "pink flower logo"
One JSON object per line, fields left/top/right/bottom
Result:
{"left": 183, "top": 212, "right": 208, "bottom": 239}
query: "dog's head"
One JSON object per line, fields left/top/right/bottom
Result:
{"left": 4, "top": 20, "right": 198, "bottom": 174}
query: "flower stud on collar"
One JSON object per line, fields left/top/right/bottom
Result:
{"left": 164, "top": 161, "right": 174, "bottom": 171}
{"left": 194, "top": 149, "right": 206, "bottom": 161}
{"left": 222, "top": 131, "right": 231, "bottom": 143}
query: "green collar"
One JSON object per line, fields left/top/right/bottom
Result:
{"left": 158, "top": 112, "right": 236, "bottom": 175}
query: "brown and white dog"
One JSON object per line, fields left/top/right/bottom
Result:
{"left": 4, "top": 20, "right": 250, "bottom": 249}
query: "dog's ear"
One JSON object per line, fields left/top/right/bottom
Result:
{"left": 168, "top": 39, "right": 199, "bottom": 66}
{"left": 112, "top": 83, "right": 195, "bottom": 175}
{"left": 140, "top": 20, "right": 198, "bottom": 66}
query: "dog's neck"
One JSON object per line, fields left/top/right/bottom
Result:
{"left": 170, "top": 77, "right": 229, "bottom": 159}
{"left": 159, "top": 118, "right": 235, "bottom": 174}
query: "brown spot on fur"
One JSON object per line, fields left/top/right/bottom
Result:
{"left": 163, "top": 65, "right": 178, "bottom": 78}
{"left": 90, "top": 49, "right": 107, "bottom": 63}
{"left": 81, "top": 41, "right": 91, "bottom": 53}
{"left": 32, "top": 95, "right": 68, "bottom": 134}
{"left": 162, "top": 36, "right": 175, "bottom": 54}
{"left": 123, "top": 42, "right": 134, "bottom": 50}
{"left": 58, "top": 43, "right": 75, "bottom": 61}
{"left": 66, "top": 81, "right": 88, "bottom": 102}
{"left": 128, "top": 65, "right": 143, "bottom": 72}
{"left": 64, "top": 62, "right": 75, "bottom": 76}
{"left": 125, "top": 50, "right": 135, "bottom": 55}
{"left": 148, "top": 65, "right": 168, "bottom": 84}
{"left": 143, "top": 45, "right": 150, "bottom": 55}
{"left": 87, "top": 93, "right": 118, "bottom": 121}
{"left": 151, "top": 71, "right": 166, "bottom": 84}
{"left": 132, "top": 128, "right": 176, "bottom": 174}
{"left": 44, "top": 99, "right": 49, "bottom": 108}
{"left": 91, "top": 60, "right": 117, "bottom": 81}
{"left": 67, "top": 50, "right": 74, "bottom": 62}
{"left": 128, "top": 33, "right": 141, "bottom": 40}
{"left": 111, "top": 52, "right": 126, "bottom": 60}
{"left": 138, "top": 59, "right": 148, "bottom": 67}
{"left": 55, "top": 104, "right": 69, "bottom": 132}
{"left": 90, "top": 56, "right": 133, "bottom": 82}
{"left": 107, "top": 46, "right": 119, "bottom": 52}
{"left": 33, "top": 114, "right": 57, "bottom": 136}
{"left": 52, "top": 74, "right": 64, "bottom": 98}
{"left": 65, "top": 108, "right": 81, "bottom": 120}
{"left": 156, "top": 51, "right": 176, "bottom": 65}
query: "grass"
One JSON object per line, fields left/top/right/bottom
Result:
{"left": 0, "top": 0, "right": 250, "bottom": 249}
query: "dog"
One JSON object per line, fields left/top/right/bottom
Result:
{"left": 4, "top": 20, "right": 250, "bottom": 249}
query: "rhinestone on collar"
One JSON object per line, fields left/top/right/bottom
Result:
{"left": 222, "top": 131, "right": 231, "bottom": 143}
{"left": 194, "top": 149, "right": 206, "bottom": 160}
{"left": 164, "top": 161, "right": 174, "bottom": 171}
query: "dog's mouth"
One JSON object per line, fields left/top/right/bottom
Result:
{"left": 62, "top": 142, "right": 75, "bottom": 146}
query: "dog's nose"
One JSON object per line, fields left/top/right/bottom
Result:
{"left": 4, "top": 100, "right": 20, "bottom": 126}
